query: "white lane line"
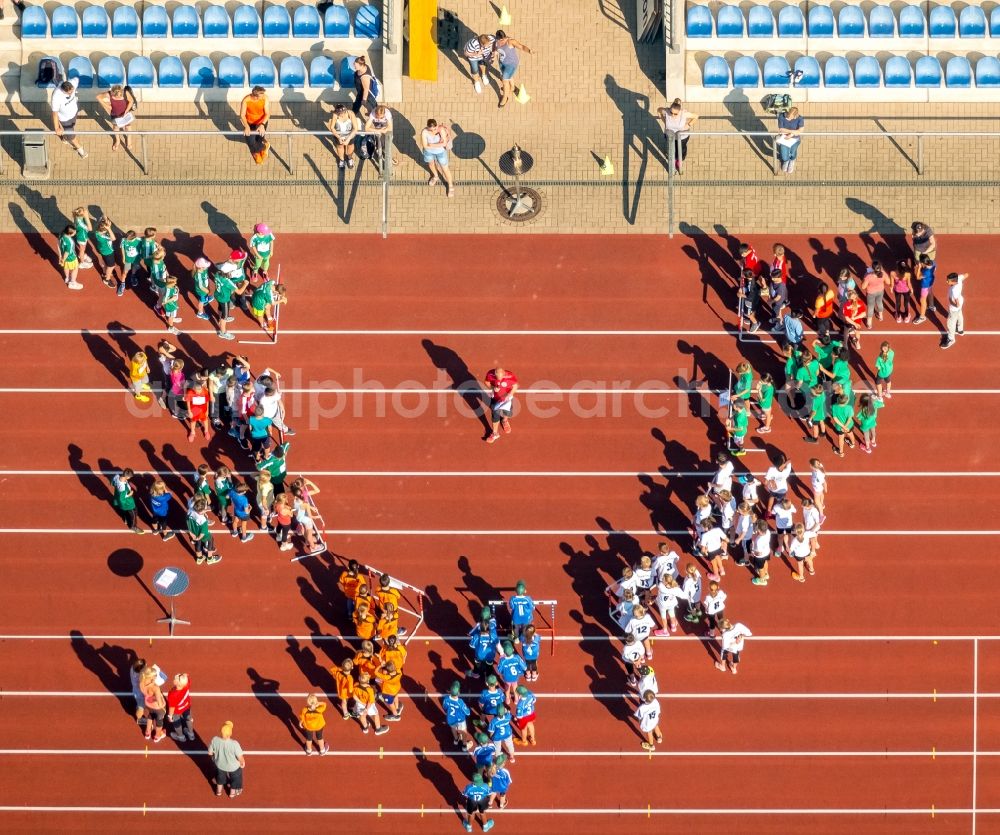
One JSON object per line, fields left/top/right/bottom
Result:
{"left": 8, "top": 328, "right": 1000, "bottom": 336}
{"left": 0, "top": 805, "right": 993, "bottom": 816}
{"left": 0, "top": 748, "right": 993, "bottom": 758}
{"left": 0, "top": 528, "right": 996, "bottom": 536}
{"left": 0, "top": 690, "right": 995, "bottom": 700}
{"left": 1, "top": 469, "right": 998, "bottom": 478}
{"left": 2, "top": 634, "right": 997, "bottom": 642}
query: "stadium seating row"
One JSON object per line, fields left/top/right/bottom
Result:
{"left": 702, "top": 53, "right": 1000, "bottom": 88}
{"left": 41, "top": 53, "right": 364, "bottom": 89}
{"left": 21, "top": 3, "right": 381, "bottom": 40}
{"left": 687, "top": 4, "right": 1000, "bottom": 39}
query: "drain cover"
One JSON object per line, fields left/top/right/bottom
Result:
{"left": 496, "top": 187, "right": 542, "bottom": 222}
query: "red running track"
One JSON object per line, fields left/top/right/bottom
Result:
{"left": 1, "top": 232, "right": 997, "bottom": 832}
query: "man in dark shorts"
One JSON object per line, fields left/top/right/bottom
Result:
{"left": 484, "top": 365, "right": 518, "bottom": 445}
{"left": 459, "top": 773, "right": 494, "bottom": 832}
{"left": 51, "top": 78, "right": 88, "bottom": 158}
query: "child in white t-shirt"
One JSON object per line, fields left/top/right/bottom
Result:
{"left": 621, "top": 634, "right": 645, "bottom": 689}
{"left": 772, "top": 496, "right": 797, "bottom": 556}
{"left": 787, "top": 523, "right": 815, "bottom": 582}
{"left": 652, "top": 542, "right": 680, "bottom": 585}
{"left": 681, "top": 563, "right": 704, "bottom": 622}
{"left": 634, "top": 690, "right": 662, "bottom": 752}
{"left": 809, "top": 458, "right": 827, "bottom": 521}
{"left": 623, "top": 604, "right": 656, "bottom": 661}
{"left": 652, "top": 575, "right": 685, "bottom": 636}
{"left": 802, "top": 497, "right": 822, "bottom": 554}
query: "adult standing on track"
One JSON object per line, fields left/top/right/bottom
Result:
{"left": 492, "top": 30, "right": 532, "bottom": 108}
{"left": 209, "top": 720, "right": 246, "bottom": 797}
{"left": 484, "top": 365, "right": 518, "bottom": 444}
{"left": 715, "top": 619, "right": 752, "bottom": 674}
{"left": 862, "top": 261, "right": 891, "bottom": 329}
{"left": 50, "top": 77, "right": 87, "bottom": 158}
{"left": 910, "top": 221, "right": 937, "bottom": 264}
{"left": 941, "top": 272, "right": 968, "bottom": 350}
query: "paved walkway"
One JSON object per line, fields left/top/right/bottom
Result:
{"left": 3, "top": 0, "right": 1000, "bottom": 235}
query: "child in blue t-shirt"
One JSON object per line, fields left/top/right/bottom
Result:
{"left": 469, "top": 621, "right": 498, "bottom": 679}
{"left": 148, "top": 478, "right": 175, "bottom": 541}
{"left": 508, "top": 580, "right": 535, "bottom": 640}
{"left": 471, "top": 732, "right": 495, "bottom": 771}
{"left": 496, "top": 641, "right": 527, "bottom": 705}
{"left": 486, "top": 753, "right": 513, "bottom": 809}
{"left": 512, "top": 684, "right": 537, "bottom": 746}
{"left": 478, "top": 675, "right": 504, "bottom": 719}
{"left": 488, "top": 703, "right": 516, "bottom": 762}
{"left": 521, "top": 624, "right": 541, "bottom": 682}
{"left": 442, "top": 681, "right": 473, "bottom": 751}
{"left": 229, "top": 482, "right": 254, "bottom": 543}
{"left": 460, "top": 772, "right": 494, "bottom": 833}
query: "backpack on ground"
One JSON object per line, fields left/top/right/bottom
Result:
{"left": 37, "top": 58, "right": 62, "bottom": 87}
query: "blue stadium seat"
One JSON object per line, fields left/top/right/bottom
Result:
{"left": 81, "top": 6, "right": 110, "bottom": 38}
{"left": 747, "top": 6, "right": 774, "bottom": 37}
{"left": 249, "top": 56, "right": 276, "bottom": 87}
{"left": 263, "top": 5, "right": 290, "bottom": 37}
{"left": 309, "top": 55, "right": 335, "bottom": 87}
{"left": 701, "top": 55, "right": 730, "bottom": 87}
{"left": 338, "top": 55, "right": 357, "bottom": 88}
{"left": 158, "top": 56, "right": 185, "bottom": 87}
{"left": 993, "top": 8, "right": 1000, "bottom": 37}
{"left": 112, "top": 6, "right": 139, "bottom": 37}
{"left": 808, "top": 5, "right": 834, "bottom": 36}
{"left": 142, "top": 5, "right": 167, "bottom": 38}
{"left": 233, "top": 5, "right": 260, "bottom": 37}
{"left": 838, "top": 6, "right": 864, "bottom": 37}
{"left": 218, "top": 56, "right": 245, "bottom": 87}
{"left": 354, "top": 3, "right": 381, "bottom": 38}
{"left": 793, "top": 56, "right": 820, "bottom": 87}
{"left": 686, "top": 4, "right": 712, "bottom": 37}
{"left": 279, "top": 56, "right": 307, "bottom": 88}
{"left": 959, "top": 6, "right": 986, "bottom": 38}
{"left": 884, "top": 55, "right": 912, "bottom": 88}
{"left": 203, "top": 5, "right": 230, "bottom": 37}
{"left": 97, "top": 56, "right": 125, "bottom": 88}
{"left": 929, "top": 6, "right": 956, "bottom": 38}
{"left": 732, "top": 56, "right": 759, "bottom": 87}
{"left": 824, "top": 56, "right": 850, "bottom": 87}
{"left": 716, "top": 4, "right": 744, "bottom": 37}
{"left": 914, "top": 56, "right": 942, "bottom": 87}
{"left": 21, "top": 6, "right": 47, "bottom": 37}
{"left": 763, "top": 56, "right": 790, "bottom": 87}
{"left": 324, "top": 4, "right": 352, "bottom": 36}
{"left": 868, "top": 6, "right": 895, "bottom": 37}
{"left": 853, "top": 56, "right": 881, "bottom": 87}
{"left": 127, "top": 56, "right": 155, "bottom": 88}
{"left": 68, "top": 56, "right": 95, "bottom": 89}
{"left": 293, "top": 5, "right": 321, "bottom": 37}
{"left": 51, "top": 6, "right": 79, "bottom": 38}
{"left": 945, "top": 56, "right": 972, "bottom": 87}
{"left": 188, "top": 56, "right": 216, "bottom": 88}
{"left": 777, "top": 6, "right": 804, "bottom": 37}
{"left": 172, "top": 5, "right": 198, "bottom": 37}
{"left": 898, "top": 5, "right": 924, "bottom": 37}
{"left": 975, "top": 56, "right": 1000, "bottom": 88}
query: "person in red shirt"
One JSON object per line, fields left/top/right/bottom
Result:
{"left": 484, "top": 366, "right": 518, "bottom": 445}
{"left": 738, "top": 242, "right": 765, "bottom": 278}
{"left": 771, "top": 243, "right": 789, "bottom": 284}
{"left": 166, "top": 673, "right": 195, "bottom": 742}
{"left": 184, "top": 379, "right": 212, "bottom": 443}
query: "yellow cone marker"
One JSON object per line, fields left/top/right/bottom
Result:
{"left": 600, "top": 156, "right": 614, "bottom": 176}
{"left": 498, "top": 6, "right": 512, "bottom": 25}
{"left": 515, "top": 85, "right": 530, "bottom": 104}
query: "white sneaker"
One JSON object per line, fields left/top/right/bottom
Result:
{"left": 76, "top": 147, "right": 88, "bottom": 158}
{"left": 67, "top": 281, "right": 83, "bottom": 290}
{"left": 79, "top": 261, "right": 93, "bottom": 269}
{"left": 474, "top": 79, "right": 482, "bottom": 94}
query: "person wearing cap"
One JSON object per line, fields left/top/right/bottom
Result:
{"left": 471, "top": 732, "right": 496, "bottom": 771}
{"left": 239, "top": 86, "right": 270, "bottom": 164}
{"left": 478, "top": 675, "right": 504, "bottom": 721}
{"left": 469, "top": 618, "right": 499, "bottom": 679}
{"left": 442, "top": 681, "right": 473, "bottom": 750}
{"left": 209, "top": 720, "right": 246, "bottom": 797}
{"left": 485, "top": 753, "right": 513, "bottom": 810}
{"left": 489, "top": 705, "right": 516, "bottom": 762}
{"left": 248, "top": 223, "right": 275, "bottom": 280}
{"left": 460, "top": 772, "right": 495, "bottom": 832}
{"left": 512, "top": 684, "right": 537, "bottom": 746}
{"left": 212, "top": 262, "right": 248, "bottom": 342}
{"left": 192, "top": 257, "right": 212, "bottom": 320}
{"left": 507, "top": 580, "right": 534, "bottom": 641}
{"left": 495, "top": 641, "right": 526, "bottom": 705}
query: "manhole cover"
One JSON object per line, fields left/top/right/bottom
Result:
{"left": 496, "top": 187, "right": 542, "bottom": 222}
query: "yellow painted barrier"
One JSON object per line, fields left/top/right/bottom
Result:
{"left": 409, "top": 0, "right": 438, "bottom": 82}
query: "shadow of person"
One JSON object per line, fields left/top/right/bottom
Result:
{"left": 603, "top": 74, "right": 669, "bottom": 225}
{"left": 9, "top": 201, "right": 58, "bottom": 268}
{"left": 424, "top": 583, "right": 467, "bottom": 640}
{"left": 413, "top": 745, "right": 460, "bottom": 804}
{"left": 172, "top": 728, "right": 215, "bottom": 786}
{"left": 457, "top": 555, "right": 502, "bottom": 621}
{"left": 69, "top": 629, "right": 138, "bottom": 719}
{"left": 200, "top": 201, "right": 245, "bottom": 250}
{"left": 807, "top": 237, "right": 843, "bottom": 280}
{"left": 16, "top": 184, "right": 69, "bottom": 233}
{"left": 723, "top": 88, "right": 772, "bottom": 167}
{"left": 285, "top": 636, "right": 335, "bottom": 692}
{"left": 68, "top": 442, "right": 113, "bottom": 502}
{"left": 637, "top": 472, "right": 687, "bottom": 534}
{"left": 421, "top": 339, "right": 491, "bottom": 436}
{"left": 678, "top": 221, "right": 739, "bottom": 312}
{"left": 844, "top": 198, "right": 905, "bottom": 237}
{"left": 584, "top": 663, "right": 632, "bottom": 721}
{"left": 247, "top": 667, "right": 301, "bottom": 745}
{"left": 388, "top": 109, "right": 423, "bottom": 168}
{"left": 833, "top": 235, "right": 869, "bottom": 277}
{"left": 81, "top": 329, "right": 130, "bottom": 386}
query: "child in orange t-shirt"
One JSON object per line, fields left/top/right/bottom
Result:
{"left": 354, "top": 582, "right": 374, "bottom": 614}
{"left": 375, "top": 660, "right": 404, "bottom": 721}
{"left": 354, "top": 601, "right": 377, "bottom": 641}
{"left": 375, "top": 573, "right": 400, "bottom": 612}
{"left": 353, "top": 640, "right": 380, "bottom": 681}
{"left": 298, "top": 693, "right": 329, "bottom": 755}
{"left": 338, "top": 560, "right": 363, "bottom": 617}
{"left": 330, "top": 659, "right": 356, "bottom": 720}
{"left": 377, "top": 601, "right": 402, "bottom": 643}
{"left": 353, "top": 672, "right": 388, "bottom": 735}
{"left": 380, "top": 634, "right": 407, "bottom": 672}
